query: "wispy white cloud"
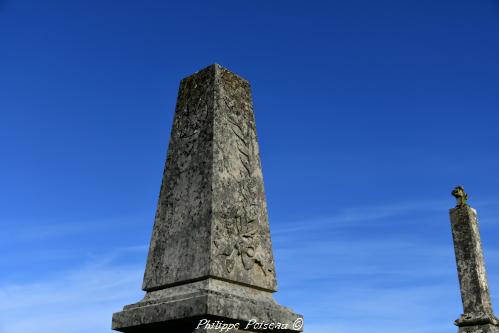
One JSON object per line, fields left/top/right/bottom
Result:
{"left": 1, "top": 198, "right": 498, "bottom": 333}
{"left": 8, "top": 216, "right": 144, "bottom": 241}
{"left": 271, "top": 199, "right": 450, "bottom": 236}
{"left": 276, "top": 281, "right": 459, "bottom": 333}
{"left": 0, "top": 246, "right": 146, "bottom": 333}
{"left": 270, "top": 199, "right": 499, "bottom": 333}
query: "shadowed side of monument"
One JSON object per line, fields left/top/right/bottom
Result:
{"left": 112, "top": 64, "right": 303, "bottom": 333}
{"left": 449, "top": 186, "right": 499, "bottom": 333}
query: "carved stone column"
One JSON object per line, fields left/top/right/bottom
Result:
{"left": 112, "top": 64, "right": 303, "bottom": 332}
{"left": 450, "top": 186, "right": 499, "bottom": 333}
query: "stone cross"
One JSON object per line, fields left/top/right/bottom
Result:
{"left": 449, "top": 186, "right": 499, "bottom": 333}
{"left": 112, "top": 64, "right": 303, "bottom": 332}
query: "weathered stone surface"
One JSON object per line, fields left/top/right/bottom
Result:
{"left": 142, "top": 64, "right": 276, "bottom": 292}
{"left": 142, "top": 65, "right": 215, "bottom": 291}
{"left": 458, "top": 324, "right": 499, "bottom": 333}
{"left": 449, "top": 187, "right": 499, "bottom": 332}
{"left": 112, "top": 278, "right": 301, "bottom": 332}
{"left": 112, "top": 64, "right": 302, "bottom": 332}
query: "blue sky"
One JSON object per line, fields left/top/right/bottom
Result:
{"left": 1, "top": 1, "right": 498, "bottom": 332}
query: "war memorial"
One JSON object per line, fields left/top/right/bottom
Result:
{"left": 112, "top": 64, "right": 303, "bottom": 332}
{"left": 111, "top": 65, "right": 497, "bottom": 333}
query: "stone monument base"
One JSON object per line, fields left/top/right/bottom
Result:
{"left": 458, "top": 324, "right": 499, "bottom": 333}
{"left": 455, "top": 312, "right": 499, "bottom": 333}
{"left": 112, "top": 278, "right": 303, "bottom": 333}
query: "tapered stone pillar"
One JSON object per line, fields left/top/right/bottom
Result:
{"left": 450, "top": 186, "right": 499, "bottom": 333}
{"left": 112, "top": 64, "right": 303, "bottom": 332}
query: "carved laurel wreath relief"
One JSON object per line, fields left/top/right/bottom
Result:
{"left": 214, "top": 90, "right": 273, "bottom": 277}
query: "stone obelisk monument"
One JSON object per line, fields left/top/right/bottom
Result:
{"left": 112, "top": 64, "right": 303, "bottom": 332}
{"left": 450, "top": 186, "right": 499, "bottom": 333}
